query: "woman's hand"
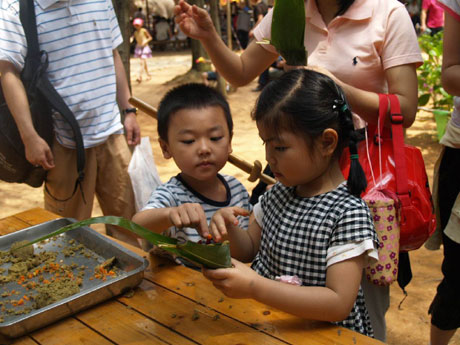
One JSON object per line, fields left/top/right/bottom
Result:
{"left": 202, "top": 258, "right": 261, "bottom": 299}
{"left": 209, "top": 206, "right": 249, "bottom": 242}
{"left": 174, "top": 0, "right": 216, "bottom": 41}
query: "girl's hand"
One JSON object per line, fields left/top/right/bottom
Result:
{"left": 209, "top": 207, "right": 249, "bottom": 242}
{"left": 169, "top": 203, "right": 209, "bottom": 236}
{"left": 174, "top": 0, "right": 216, "bottom": 41}
{"left": 202, "top": 258, "right": 261, "bottom": 299}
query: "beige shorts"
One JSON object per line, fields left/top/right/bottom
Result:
{"left": 45, "top": 134, "right": 139, "bottom": 247}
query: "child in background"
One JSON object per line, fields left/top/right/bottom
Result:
{"left": 132, "top": 84, "right": 252, "bottom": 263}
{"left": 202, "top": 70, "right": 379, "bottom": 336}
{"left": 131, "top": 18, "right": 152, "bottom": 83}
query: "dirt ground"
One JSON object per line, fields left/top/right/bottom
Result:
{"left": 0, "top": 50, "right": 459, "bottom": 345}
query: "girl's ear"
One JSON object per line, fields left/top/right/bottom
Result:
{"left": 159, "top": 138, "right": 172, "bottom": 159}
{"left": 319, "top": 129, "right": 338, "bottom": 157}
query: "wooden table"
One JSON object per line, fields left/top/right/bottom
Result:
{"left": 0, "top": 208, "right": 384, "bottom": 345}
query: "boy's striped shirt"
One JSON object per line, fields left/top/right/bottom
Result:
{"left": 143, "top": 174, "right": 253, "bottom": 243}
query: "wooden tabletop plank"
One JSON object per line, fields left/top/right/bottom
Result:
{"left": 26, "top": 317, "right": 113, "bottom": 345}
{"left": 0, "top": 217, "right": 32, "bottom": 236}
{"left": 0, "top": 335, "right": 36, "bottom": 345}
{"left": 75, "top": 299, "right": 196, "bottom": 345}
{"left": 12, "top": 208, "right": 60, "bottom": 226}
{"left": 118, "top": 279, "right": 288, "bottom": 345}
{"left": 144, "top": 256, "right": 383, "bottom": 345}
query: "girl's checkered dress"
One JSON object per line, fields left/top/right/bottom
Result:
{"left": 252, "top": 182, "right": 378, "bottom": 337}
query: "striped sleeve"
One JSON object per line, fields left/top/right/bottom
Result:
{"left": 143, "top": 184, "right": 179, "bottom": 210}
{"left": 0, "top": 0, "right": 26, "bottom": 71}
{"left": 107, "top": 0, "right": 123, "bottom": 49}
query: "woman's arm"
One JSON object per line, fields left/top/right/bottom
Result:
{"left": 441, "top": 11, "right": 460, "bottom": 96}
{"left": 315, "top": 63, "right": 418, "bottom": 128}
{"left": 174, "top": 0, "right": 278, "bottom": 86}
{"left": 345, "top": 64, "right": 418, "bottom": 128}
{"left": 204, "top": 254, "right": 364, "bottom": 321}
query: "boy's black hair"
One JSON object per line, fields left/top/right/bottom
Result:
{"left": 157, "top": 83, "right": 233, "bottom": 142}
{"left": 252, "top": 69, "right": 366, "bottom": 197}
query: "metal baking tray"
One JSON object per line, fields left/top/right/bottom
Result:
{"left": 0, "top": 218, "right": 148, "bottom": 338}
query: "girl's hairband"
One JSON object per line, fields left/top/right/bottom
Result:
{"left": 332, "top": 99, "right": 348, "bottom": 113}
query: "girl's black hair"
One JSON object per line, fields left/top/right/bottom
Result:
{"left": 157, "top": 83, "right": 233, "bottom": 142}
{"left": 336, "top": 0, "right": 355, "bottom": 16}
{"left": 251, "top": 69, "right": 366, "bottom": 197}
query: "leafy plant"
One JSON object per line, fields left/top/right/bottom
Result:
{"left": 18, "top": 216, "right": 232, "bottom": 269}
{"left": 417, "top": 31, "right": 453, "bottom": 111}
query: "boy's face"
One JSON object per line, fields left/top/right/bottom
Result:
{"left": 159, "top": 106, "right": 232, "bottom": 183}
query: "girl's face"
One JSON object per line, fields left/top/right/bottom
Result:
{"left": 257, "top": 122, "right": 335, "bottom": 197}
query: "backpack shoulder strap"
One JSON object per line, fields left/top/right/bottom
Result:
{"left": 20, "top": 0, "right": 86, "bottom": 201}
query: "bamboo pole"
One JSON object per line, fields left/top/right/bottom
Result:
{"left": 129, "top": 96, "right": 276, "bottom": 185}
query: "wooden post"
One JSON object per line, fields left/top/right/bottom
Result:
{"left": 226, "top": 0, "right": 232, "bottom": 50}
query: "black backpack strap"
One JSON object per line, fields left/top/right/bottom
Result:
{"left": 19, "top": 0, "right": 86, "bottom": 202}
{"left": 38, "top": 75, "right": 86, "bottom": 203}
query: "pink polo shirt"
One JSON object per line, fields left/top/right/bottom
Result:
{"left": 423, "top": 0, "right": 445, "bottom": 28}
{"left": 254, "top": 0, "right": 422, "bottom": 99}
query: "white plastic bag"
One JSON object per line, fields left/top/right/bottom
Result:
{"left": 128, "top": 137, "right": 162, "bottom": 212}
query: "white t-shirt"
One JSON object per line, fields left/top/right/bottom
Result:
{"left": 0, "top": 0, "right": 124, "bottom": 148}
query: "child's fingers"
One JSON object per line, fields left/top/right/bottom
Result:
{"left": 195, "top": 207, "right": 210, "bottom": 237}
{"left": 202, "top": 267, "right": 229, "bottom": 281}
{"left": 169, "top": 210, "right": 184, "bottom": 228}
{"left": 231, "top": 207, "right": 250, "bottom": 218}
{"left": 209, "top": 221, "right": 227, "bottom": 242}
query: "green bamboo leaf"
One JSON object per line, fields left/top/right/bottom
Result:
{"left": 18, "top": 216, "right": 231, "bottom": 269}
{"left": 271, "top": 0, "right": 307, "bottom": 66}
{"left": 177, "top": 241, "right": 231, "bottom": 269}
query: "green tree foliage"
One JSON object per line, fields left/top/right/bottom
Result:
{"left": 418, "top": 31, "right": 453, "bottom": 111}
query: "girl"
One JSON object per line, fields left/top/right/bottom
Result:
{"left": 131, "top": 18, "right": 152, "bottom": 83}
{"left": 201, "top": 69, "right": 379, "bottom": 337}
{"left": 175, "top": 0, "right": 421, "bottom": 339}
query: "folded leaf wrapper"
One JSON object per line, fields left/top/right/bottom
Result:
{"left": 19, "top": 216, "right": 232, "bottom": 269}
{"left": 271, "top": 0, "right": 307, "bottom": 66}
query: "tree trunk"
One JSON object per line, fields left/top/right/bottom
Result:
{"left": 112, "top": 0, "right": 131, "bottom": 90}
{"left": 209, "top": 0, "right": 227, "bottom": 96}
{"left": 190, "top": 0, "right": 207, "bottom": 72}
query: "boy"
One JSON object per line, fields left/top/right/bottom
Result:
{"left": 132, "top": 84, "right": 251, "bottom": 253}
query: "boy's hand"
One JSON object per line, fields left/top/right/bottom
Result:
{"left": 209, "top": 207, "right": 249, "bottom": 242}
{"left": 169, "top": 203, "right": 209, "bottom": 235}
{"left": 202, "top": 258, "right": 261, "bottom": 299}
